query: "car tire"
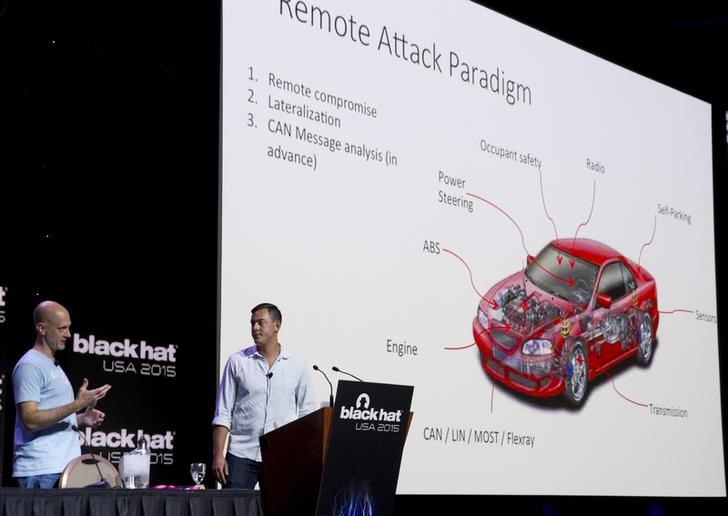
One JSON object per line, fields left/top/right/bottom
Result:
{"left": 563, "top": 340, "right": 588, "bottom": 406}
{"left": 636, "top": 311, "right": 654, "bottom": 365}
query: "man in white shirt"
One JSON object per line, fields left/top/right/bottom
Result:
{"left": 212, "top": 302, "right": 317, "bottom": 489}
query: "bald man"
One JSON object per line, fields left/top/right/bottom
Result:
{"left": 12, "top": 301, "right": 112, "bottom": 488}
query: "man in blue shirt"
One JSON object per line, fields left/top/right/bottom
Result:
{"left": 212, "top": 302, "right": 317, "bottom": 489}
{"left": 12, "top": 300, "right": 112, "bottom": 488}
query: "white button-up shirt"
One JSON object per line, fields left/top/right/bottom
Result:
{"left": 213, "top": 345, "right": 318, "bottom": 461}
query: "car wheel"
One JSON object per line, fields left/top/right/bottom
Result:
{"left": 563, "top": 341, "right": 588, "bottom": 406}
{"left": 636, "top": 312, "right": 654, "bottom": 365}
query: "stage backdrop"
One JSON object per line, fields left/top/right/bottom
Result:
{"left": 0, "top": 0, "right": 220, "bottom": 486}
{"left": 0, "top": 242, "right": 218, "bottom": 487}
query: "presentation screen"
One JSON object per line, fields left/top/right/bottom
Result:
{"left": 220, "top": 0, "right": 724, "bottom": 496}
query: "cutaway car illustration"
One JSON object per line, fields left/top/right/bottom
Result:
{"left": 473, "top": 238, "right": 658, "bottom": 406}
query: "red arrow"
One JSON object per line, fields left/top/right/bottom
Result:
{"left": 466, "top": 193, "right": 529, "bottom": 256}
{"left": 636, "top": 215, "right": 657, "bottom": 273}
{"left": 569, "top": 257, "right": 575, "bottom": 269}
{"left": 443, "top": 248, "right": 498, "bottom": 309}
{"left": 605, "top": 370, "right": 648, "bottom": 407}
{"left": 444, "top": 341, "right": 476, "bottom": 351}
{"left": 659, "top": 309, "right": 693, "bottom": 315}
{"left": 531, "top": 256, "right": 575, "bottom": 287}
{"left": 571, "top": 180, "right": 596, "bottom": 253}
{"left": 490, "top": 322, "right": 511, "bottom": 333}
{"left": 539, "top": 170, "right": 562, "bottom": 265}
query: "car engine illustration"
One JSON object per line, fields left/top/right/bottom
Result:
{"left": 473, "top": 238, "right": 659, "bottom": 406}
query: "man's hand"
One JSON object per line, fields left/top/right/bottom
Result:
{"left": 212, "top": 425, "right": 230, "bottom": 485}
{"left": 76, "top": 378, "right": 111, "bottom": 410}
{"left": 212, "top": 454, "right": 229, "bottom": 485}
{"left": 78, "top": 407, "right": 106, "bottom": 429}
{"left": 18, "top": 379, "right": 111, "bottom": 433}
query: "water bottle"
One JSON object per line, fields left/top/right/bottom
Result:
{"left": 122, "top": 435, "right": 151, "bottom": 488}
{"left": 136, "top": 435, "right": 150, "bottom": 488}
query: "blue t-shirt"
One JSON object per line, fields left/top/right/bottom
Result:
{"left": 12, "top": 349, "right": 81, "bottom": 477}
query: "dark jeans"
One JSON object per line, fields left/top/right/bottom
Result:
{"left": 16, "top": 473, "right": 61, "bottom": 488}
{"left": 224, "top": 453, "right": 261, "bottom": 489}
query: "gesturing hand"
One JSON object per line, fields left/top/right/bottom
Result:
{"left": 76, "top": 378, "right": 112, "bottom": 410}
{"left": 78, "top": 407, "right": 106, "bottom": 429}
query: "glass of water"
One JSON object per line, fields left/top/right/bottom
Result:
{"left": 190, "top": 462, "right": 206, "bottom": 486}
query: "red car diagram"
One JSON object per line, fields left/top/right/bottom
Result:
{"left": 473, "top": 238, "right": 659, "bottom": 406}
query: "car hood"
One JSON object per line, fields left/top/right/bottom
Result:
{"left": 483, "top": 271, "right": 577, "bottom": 339}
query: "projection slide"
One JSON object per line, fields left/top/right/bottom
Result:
{"left": 220, "top": 0, "right": 724, "bottom": 496}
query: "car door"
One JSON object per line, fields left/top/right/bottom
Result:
{"left": 590, "top": 261, "right": 633, "bottom": 371}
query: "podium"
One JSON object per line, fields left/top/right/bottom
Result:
{"left": 260, "top": 381, "right": 413, "bottom": 516}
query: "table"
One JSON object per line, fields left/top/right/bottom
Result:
{"left": 0, "top": 487, "right": 263, "bottom": 516}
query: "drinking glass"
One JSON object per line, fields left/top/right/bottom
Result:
{"left": 190, "top": 462, "right": 206, "bottom": 486}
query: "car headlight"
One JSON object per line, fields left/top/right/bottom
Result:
{"left": 522, "top": 339, "right": 554, "bottom": 356}
{"left": 477, "top": 307, "right": 489, "bottom": 329}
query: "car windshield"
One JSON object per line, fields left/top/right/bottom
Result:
{"left": 525, "top": 244, "right": 599, "bottom": 308}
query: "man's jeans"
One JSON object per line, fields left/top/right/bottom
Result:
{"left": 16, "top": 473, "right": 61, "bottom": 488}
{"left": 224, "top": 453, "right": 261, "bottom": 489}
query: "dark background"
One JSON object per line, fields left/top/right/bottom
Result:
{"left": 1, "top": 0, "right": 726, "bottom": 513}
{"left": 0, "top": 0, "right": 220, "bottom": 488}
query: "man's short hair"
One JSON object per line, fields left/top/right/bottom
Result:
{"left": 251, "top": 303, "right": 282, "bottom": 324}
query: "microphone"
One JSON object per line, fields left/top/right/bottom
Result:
{"left": 313, "top": 365, "right": 334, "bottom": 407}
{"left": 332, "top": 366, "right": 364, "bottom": 382}
{"left": 72, "top": 425, "right": 110, "bottom": 487}
{"left": 266, "top": 372, "right": 273, "bottom": 379}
